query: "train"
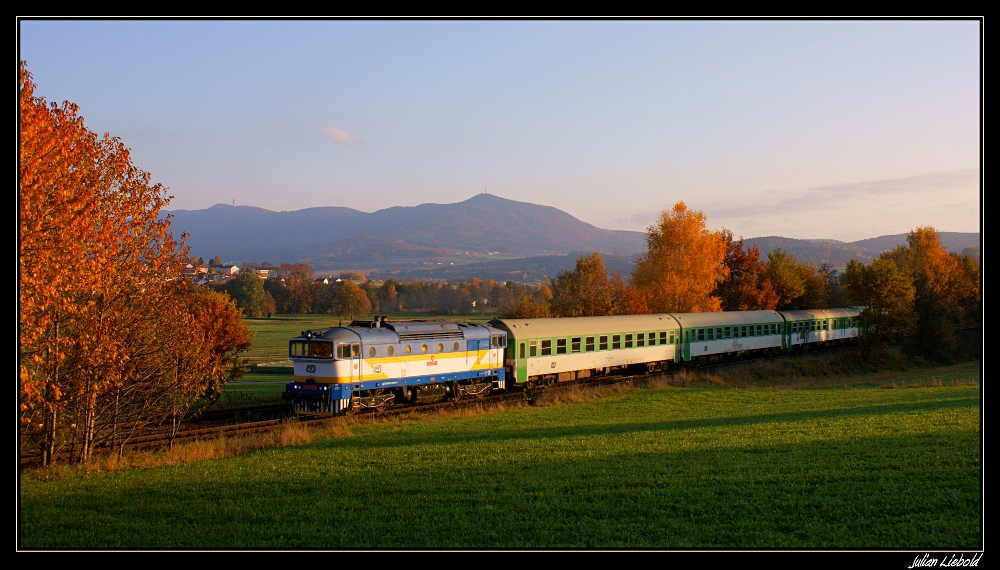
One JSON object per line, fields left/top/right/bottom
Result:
{"left": 284, "top": 307, "right": 860, "bottom": 416}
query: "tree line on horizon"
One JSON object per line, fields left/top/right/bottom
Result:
{"left": 225, "top": 200, "right": 980, "bottom": 362}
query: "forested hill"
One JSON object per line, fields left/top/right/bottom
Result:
{"left": 165, "top": 195, "right": 978, "bottom": 274}
{"left": 745, "top": 233, "right": 980, "bottom": 268}
{"left": 164, "top": 194, "right": 647, "bottom": 266}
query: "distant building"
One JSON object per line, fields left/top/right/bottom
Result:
{"left": 211, "top": 264, "right": 240, "bottom": 276}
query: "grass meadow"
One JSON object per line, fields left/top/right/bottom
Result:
{"left": 19, "top": 360, "right": 981, "bottom": 549}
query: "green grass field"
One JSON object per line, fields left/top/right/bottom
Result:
{"left": 19, "top": 378, "right": 980, "bottom": 549}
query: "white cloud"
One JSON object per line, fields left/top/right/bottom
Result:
{"left": 703, "top": 169, "right": 980, "bottom": 240}
{"left": 323, "top": 126, "right": 362, "bottom": 145}
{"left": 609, "top": 169, "right": 980, "bottom": 241}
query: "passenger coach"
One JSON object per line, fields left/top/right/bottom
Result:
{"left": 490, "top": 314, "right": 683, "bottom": 386}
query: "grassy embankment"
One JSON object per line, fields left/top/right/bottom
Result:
{"left": 20, "top": 358, "right": 980, "bottom": 549}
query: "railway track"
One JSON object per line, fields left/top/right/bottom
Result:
{"left": 20, "top": 344, "right": 850, "bottom": 468}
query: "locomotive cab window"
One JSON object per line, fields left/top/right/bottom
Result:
{"left": 351, "top": 343, "right": 360, "bottom": 358}
{"left": 290, "top": 341, "right": 308, "bottom": 358}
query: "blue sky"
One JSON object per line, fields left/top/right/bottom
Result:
{"left": 19, "top": 19, "right": 981, "bottom": 241}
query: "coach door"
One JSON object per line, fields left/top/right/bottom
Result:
{"left": 350, "top": 342, "right": 361, "bottom": 383}
{"left": 517, "top": 342, "right": 527, "bottom": 382}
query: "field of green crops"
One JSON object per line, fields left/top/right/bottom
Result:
{"left": 19, "top": 377, "right": 981, "bottom": 549}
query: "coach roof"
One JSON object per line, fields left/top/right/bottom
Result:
{"left": 492, "top": 314, "right": 682, "bottom": 338}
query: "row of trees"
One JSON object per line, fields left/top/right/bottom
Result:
{"left": 843, "top": 228, "right": 980, "bottom": 358}
{"left": 222, "top": 269, "right": 553, "bottom": 321}
{"left": 539, "top": 202, "right": 848, "bottom": 319}
{"left": 19, "top": 62, "right": 252, "bottom": 465}
{"left": 220, "top": 197, "right": 977, "bottom": 362}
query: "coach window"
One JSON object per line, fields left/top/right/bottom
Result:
{"left": 669, "top": 331, "right": 675, "bottom": 344}
{"left": 757, "top": 324, "right": 762, "bottom": 335}
{"left": 625, "top": 334, "right": 633, "bottom": 348}
{"left": 529, "top": 340, "right": 538, "bottom": 357}
{"left": 696, "top": 329, "right": 703, "bottom": 342}
{"left": 613, "top": 335, "right": 621, "bottom": 349}
{"left": 823, "top": 320, "right": 829, "bottom": 330}
{"left": 741, "top": 326, "right": 747, "bottom": 338}
{"left": 660, "top": 332, "right": 667, "bottom": 345}
{"left": 519, "top": 343, "right": 525, "bottom": 359}
{"left": 571, "top": 337, "right": 581, "bottom": 353}
{"left": 637, "top": 333, "right": 645, "bottom": 347}
{"left": 586, "top": 337, "right": 595, "bottom": 352}
{"left": 541, "top": 340, "right": 551, "bottom": 356}
{"left": 706, "top": 328, "right": 713, "bottom": 341}
{"left": 723, "top": 327, "right": 730, "bottom": 339}
{"left": 557, "top": 338, "right": 567, "bottom": 354}
{"left": 599, "top": 336, "right": 608, "bottom": 351}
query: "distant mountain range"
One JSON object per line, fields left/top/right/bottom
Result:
{"left": 164, "top": 194, "right": 979, "bottom": 281}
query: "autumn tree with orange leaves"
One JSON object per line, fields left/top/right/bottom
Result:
{"left": 714, "top": 230, "right": 780, "bottom": 311}
{"left": 19, "top": 62, "right": 251, "bottom": 465}
{"left": 631, "top": 201, "right": 728, "bottom": 313}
